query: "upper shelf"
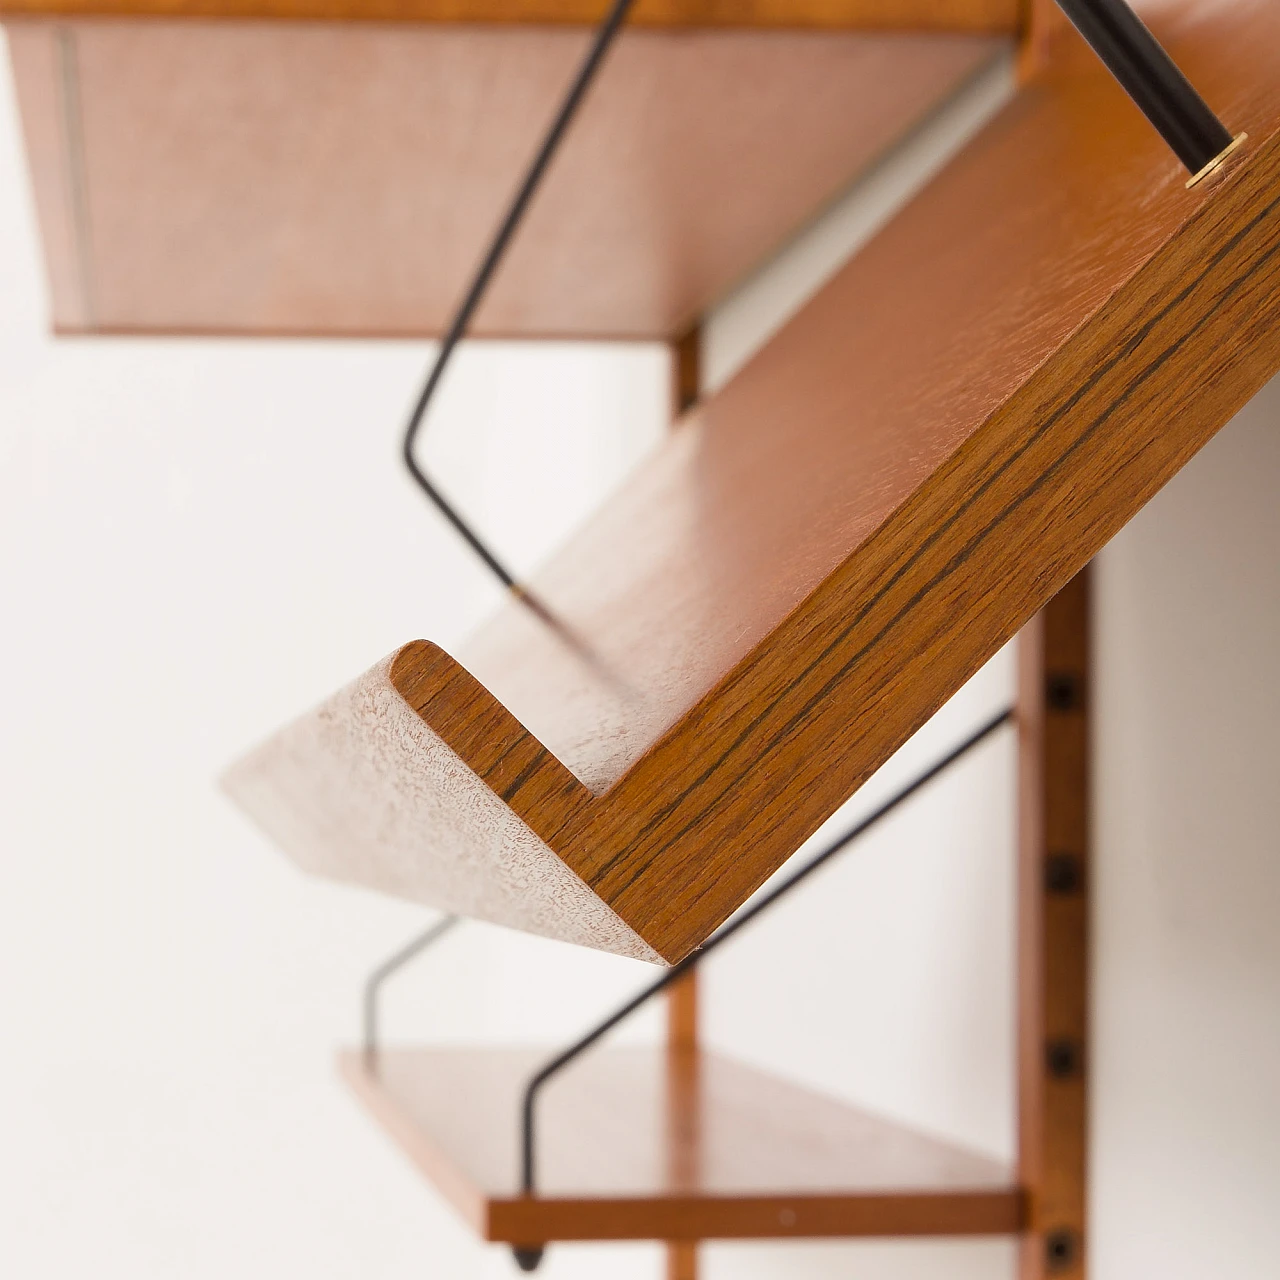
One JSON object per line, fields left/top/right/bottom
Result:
{"left": 0, "top": 0, "right": 1019, "bottom": 28}
{"left": 4, "top": 15, "right": 1003, "bottom": 338}
{"left": 225, "top": 0, "right": 1280, "bottom": 966}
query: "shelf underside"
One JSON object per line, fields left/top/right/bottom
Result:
{"left": 5, "top": 19, "right": 1001, "bottom": 338}
{"left": 342, "top": 1047, "right": 1022, "bottom": 1241}
{"left": 0, "top": 1, "right": 1020, "bottom": 28}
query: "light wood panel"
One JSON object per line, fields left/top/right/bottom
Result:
{"left": 1017, "top": 571, "right": 1089, "bottom": 1279}
{"left": 0, "top": 0, "right": 1020, "bottom": 29}
{"left": 4, "top": 19, "right": 1001, "bottom": 338}
{"left": 227, "top": 0, "right": 1280, "bottom": 962}
{"left": 341, "top": 1047, "right": 1022, "bottom": 1240}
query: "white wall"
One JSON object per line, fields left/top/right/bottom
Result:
{"left": 1092, "top": 384, "right": 1280, "bottom": 1279}
{"left": 4, "top": 26, "right": 1278, "bottom": 1280}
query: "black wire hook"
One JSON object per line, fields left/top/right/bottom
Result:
{"left": 513, "top": 705, "right": 1015, "bottom": 1274}
{"left": 401, "top": 0, "right": 637, "bottom": 657}
{"left": 362, "top": 914, "right": 460, "bottom": 1070}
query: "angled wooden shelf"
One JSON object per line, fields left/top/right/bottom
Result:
{"left": 341, "top": 1047, "right": 1023, "bottom": 1242}
{"left": 226, "top": 0, "right": 1280, "bottom": 964}
{"left": 2, "top": 11, "right": 1002, "bottom": 337}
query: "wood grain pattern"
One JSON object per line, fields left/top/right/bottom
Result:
{"left": 4, "top": 20, "right": 1000, "bottom": 339}
{"left": 0, "top": 0, "right": 1020, "bottom": 29}
{"left": 340, "top": 1048, "right": 1022, "bottom": 1241}
{"left": 229, "top": 0, "right": 1280, "bottom": 963}
{"left": 1017, "top": 572, "right": 1089, "bottom": 1279}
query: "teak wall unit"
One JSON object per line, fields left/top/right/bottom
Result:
{"left": 3, "top": 2, "right": 1269, "bottom": 1274}
{"left": 224, "top": 0, "right": 1280, "bottom": 964}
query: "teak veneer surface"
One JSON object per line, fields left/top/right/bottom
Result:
{"left": 228, "top": 0, "right": 1280, "bottom": 963}
{"left": 341, "top": 1048, "right": 1021, "bottom": 1240}
{"left": 0, "top": 0, "right": 1019, "bottom": 29}
{"left": 4, "top": 20, "right": 1000, "bottom": 337}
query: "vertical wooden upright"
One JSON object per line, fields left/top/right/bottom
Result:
{"left": 666, "top": 321, "right": 702, "bottom": 1280}
{"left": 1017, "top": 568, "right": 1090, "bottom": 1279}
{"left": 670, "top": 325, "right": 701, "bottom": 418}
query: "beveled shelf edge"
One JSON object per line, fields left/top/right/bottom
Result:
{"left": 388, "top": 640, "right": 595, "bottom": 839}
{"left": 0, "top": 0, "right": 1019, "bottom": 33}
{"left": 339, "top": 1048, "right": 1026, "bottom": 1244}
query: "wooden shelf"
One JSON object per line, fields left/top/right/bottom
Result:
{"left": 4, "top": 18, "right": 1001, "bottom": 338}
{"left": 0, "top": 0, "right": 1020, "bottom": 29}
{"left": 341, "top": 1047, "right": 1022, "bottom": 1242}
{"left": 226, "top": 0, "right": 1280, "bottom": 965}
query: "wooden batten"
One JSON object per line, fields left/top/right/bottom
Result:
{"left": 227, "top": 1, "right": 1280, "bottom": 963}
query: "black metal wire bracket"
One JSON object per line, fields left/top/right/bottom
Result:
{"left": 362, "top": 914, "right": 460, "bottom": 1069}
{"left": 1052, "top": 0, "right": 1243, "bottom": 182}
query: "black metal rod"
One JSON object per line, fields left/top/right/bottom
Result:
{"left": 518, "top": 706, "right": 1015, "bottom": 1197}
{"left": 401, "top": 0, "right": 636, "bottom": 599}
{"left": 362, "top": 914, "right": 460, "bottom": 1067}
{"left": 1053, "top": 0, "right": 1234, "bottom": 176}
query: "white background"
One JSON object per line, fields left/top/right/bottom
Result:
{"left": 2, "top": 35, "right": 1277, "bottom": 1280}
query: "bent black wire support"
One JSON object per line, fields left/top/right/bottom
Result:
{"left": 397, "top": 0, "right": 1238, "bottom": 629}
{"left": 363, "top": 913, "right": 460, "bottom": 1068}
{"left": 512, "top": 705, "right": 1014, "bottom": 1270}
{"left": 1053, "top": 0, "right": 1242, "bottom": 182}
{"left": 400, "top": 0, "right": 636, "bottom": 629}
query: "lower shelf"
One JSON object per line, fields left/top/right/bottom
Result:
{"left": 340, "top": 1047, "right": 1023, "bottom": 1243}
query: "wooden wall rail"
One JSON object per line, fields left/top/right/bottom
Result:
{"left": 1018, "top": 571, "right": 1090, "bottom": 1279}
{"left": 335, "top": 576, "right": 1092, "bottom": 1260}
{"left": 228, "top": 0, "right": 1280, "bottom": 964}
{"left": 340, "top": 1047, "right": 1022, "bottom": 1241}
{"left": 0, "top": 0, "right": 1019, "bottom": 31}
